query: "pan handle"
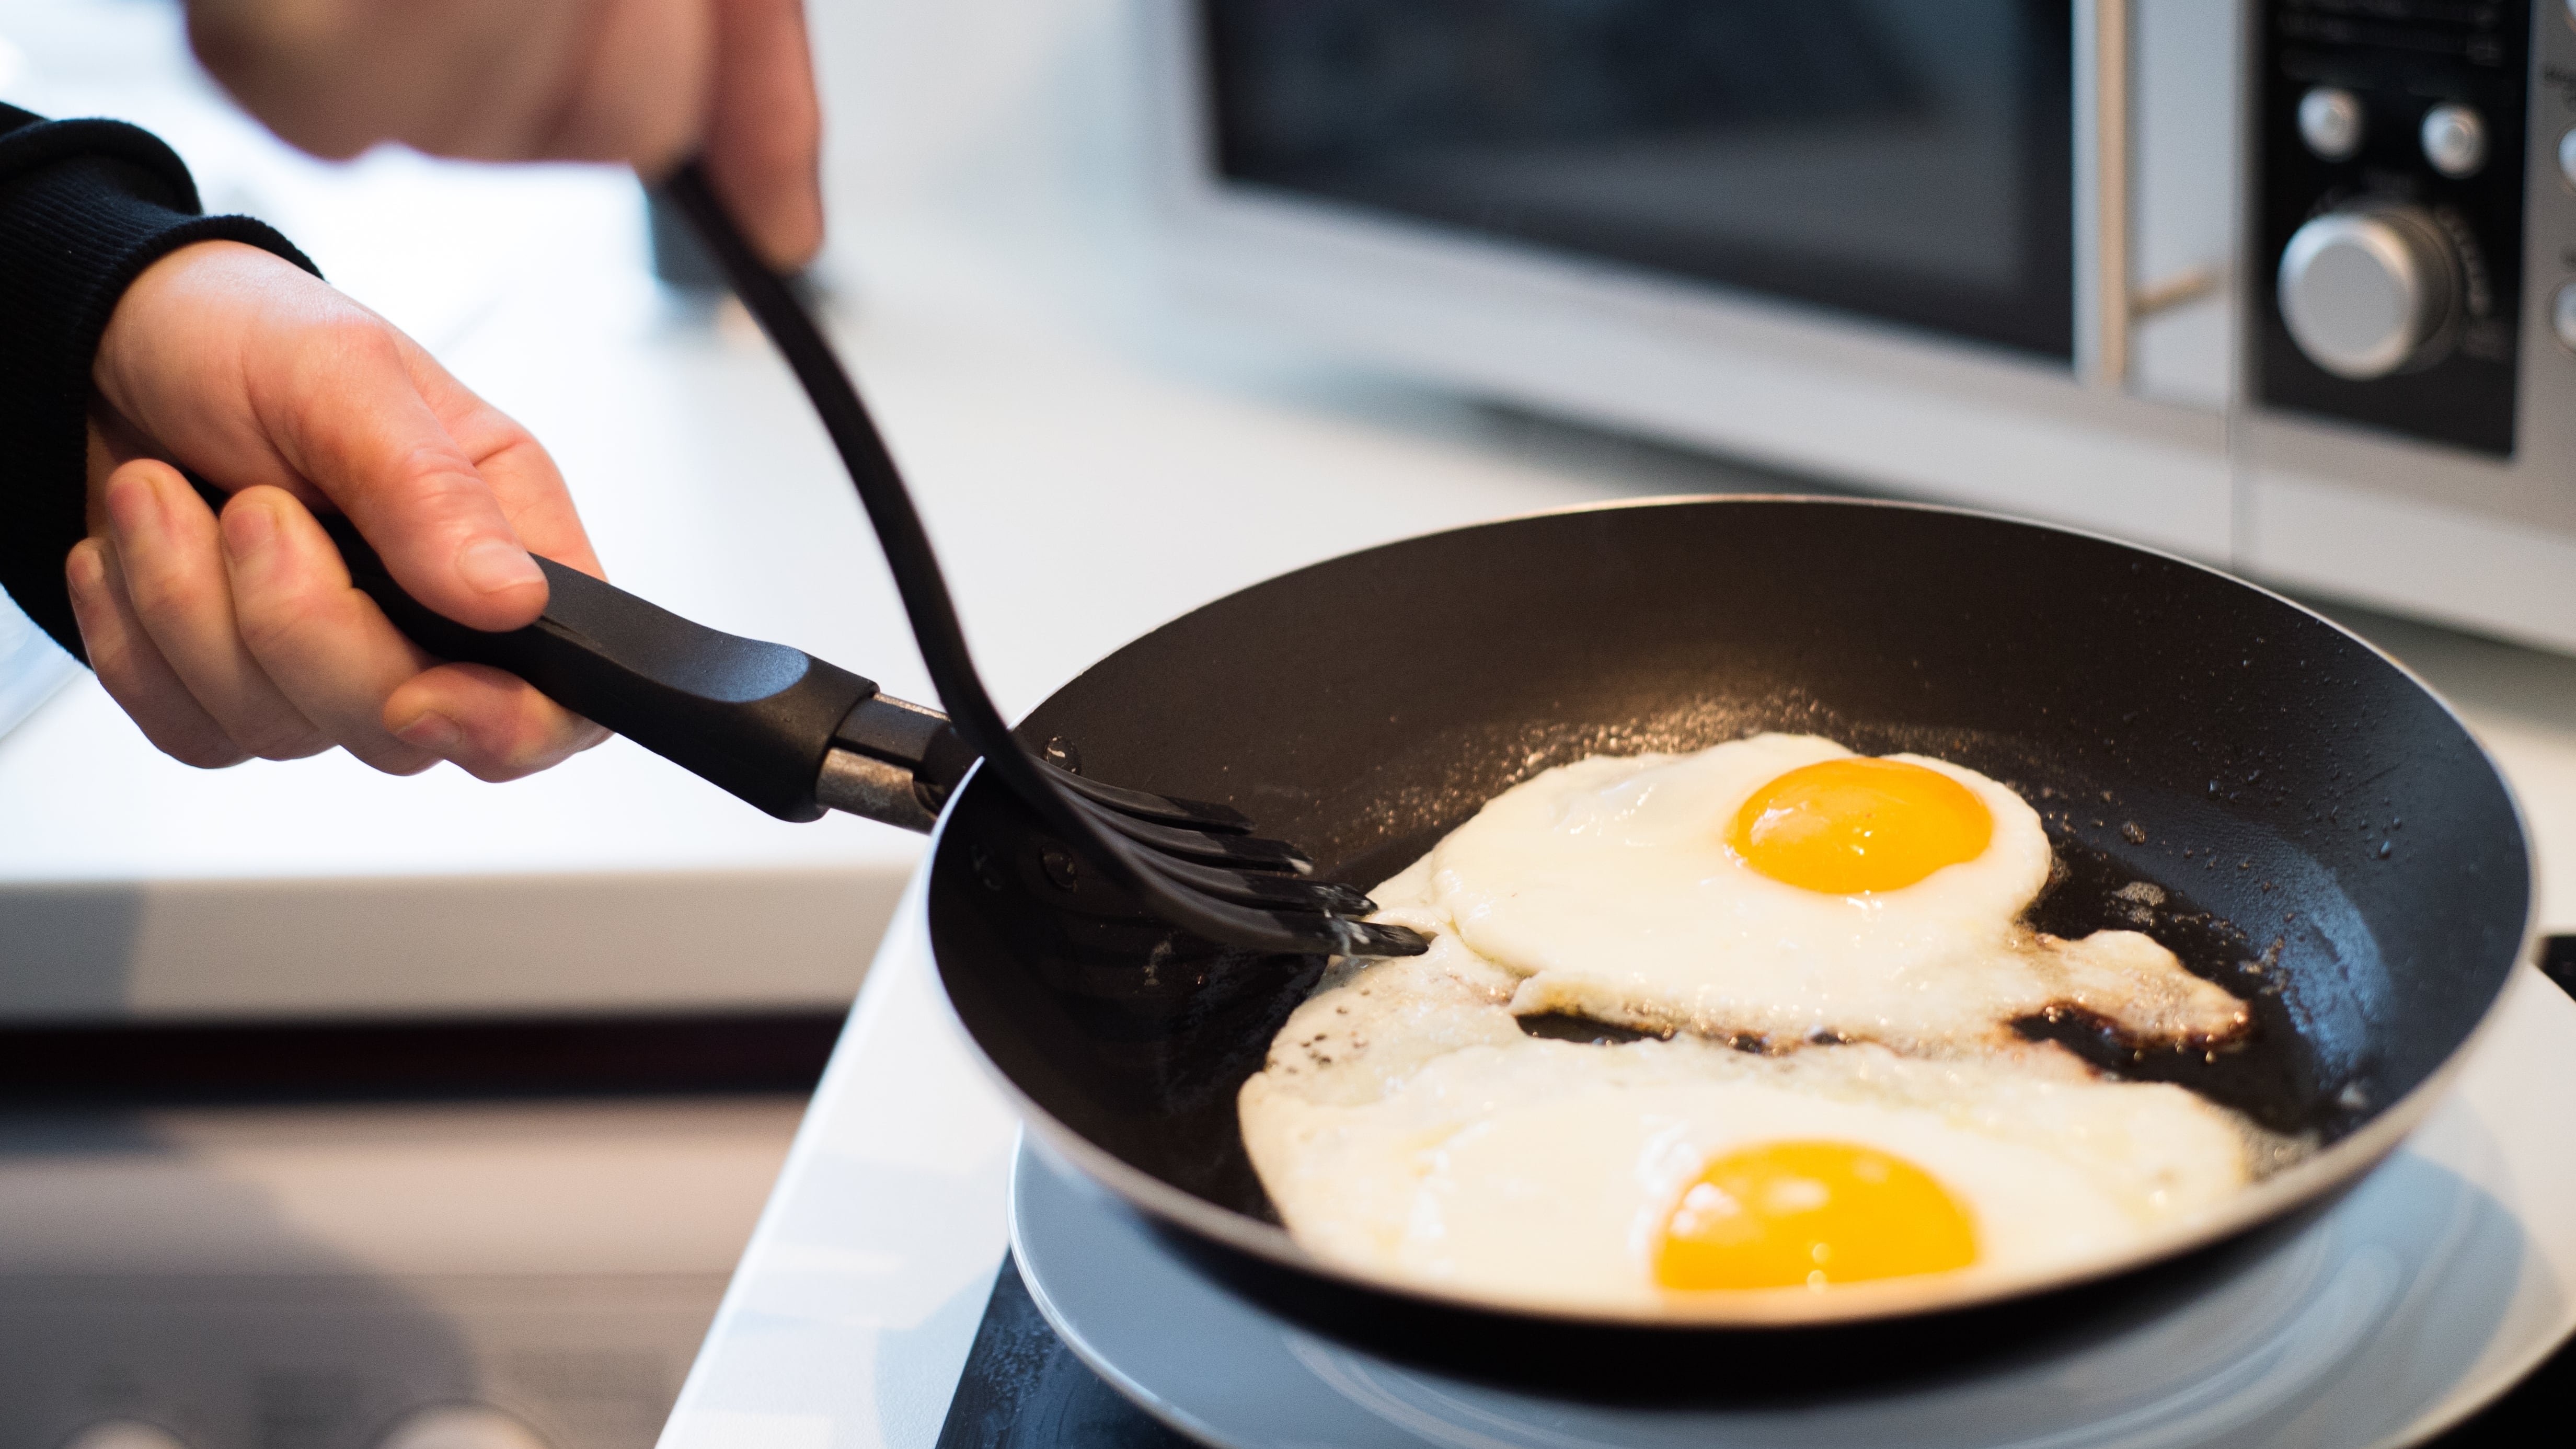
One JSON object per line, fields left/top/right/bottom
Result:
{"left": 266, "top": 489, "right": 972, "bottom": 830}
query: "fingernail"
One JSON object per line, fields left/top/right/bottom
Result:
{"left": 455, "top": 536, "right": 544, "bottom": 594}
{"left": 64, "top": 542, "right": 107, "bottom": 601}
{"left": 393, "top": 711, "right": 462, "bottom": 753}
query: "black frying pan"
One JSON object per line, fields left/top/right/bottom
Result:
{"left": 330, "top": 484, "right": 2530, "bottom": 1390}
{"left": 922, "top": 495, "right": 2532, "bottom": 1371}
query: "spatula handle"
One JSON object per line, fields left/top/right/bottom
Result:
{"left": 267, "top": 485, "right": 971, "bottom": 828}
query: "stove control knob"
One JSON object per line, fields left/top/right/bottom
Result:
{"left": 60, "top": 1422, "right": 189, "bottom": 1449}
{"left": 2278, "top": 205, "right": 2460, "bottom": 379}
{"left": 374, "top": 1406, "right": 553, "bottom": 1449}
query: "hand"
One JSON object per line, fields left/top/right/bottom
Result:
{"left": 68, "top": 240, "right": 610, "bottom": 779}
{"left": 185, "top": 0, "right": 824, "bottom": 269}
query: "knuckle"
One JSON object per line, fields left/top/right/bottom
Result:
{"left": 318, "top": 310, "right": 401, "bottom": 364}
{"left": 244, "top": 722, "right": 330, "bottom": 762}
{"left": 157, "top": 724, "right": 251, "bottom": 771}
{"left": 283, "top": 313, "right": 403, "bottom": 402}
{"left": 453, "top": 714, "right": 583, "bottom": 785}
{"left": 357, "top": 745, "right": 438, "bottom": 778}
{"left": 228, "top": 570, "right": 340, "bottom": 665}
{"left": 391, "top": 443, "right": 484, "bottom": 499}
{"left": 119, "top": 554, "right": 214, "bottom": 627}
{"left": 229, "top": 601, "right": 310, "bottom": 662}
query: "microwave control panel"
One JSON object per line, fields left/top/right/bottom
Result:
{"left": 2256, "top": 0, "right": 2531, "bottom": 455}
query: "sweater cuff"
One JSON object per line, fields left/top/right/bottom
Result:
{"left": 0, "top": 117, "right": 319, "bottom": 662}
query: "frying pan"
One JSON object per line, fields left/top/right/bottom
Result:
{"left": 334, "top": 479, "right": 2528, "bottom": 1389}
{"left": 917, "top": 494, "right": 2532, "bottom": 1370}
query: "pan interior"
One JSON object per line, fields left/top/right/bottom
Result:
{"left": 930, "top": 500, "right": 2526, "bottom": 1288}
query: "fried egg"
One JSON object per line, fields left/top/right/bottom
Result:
{"left": 1237, "top": 734, "right": 2289, "bottom": 1313}
{"left": 1374, "top": 733, "right": 2247, "bottom": 1052}
{"left": 1239, "top": 940, "right": 2279, "bottom": 1313}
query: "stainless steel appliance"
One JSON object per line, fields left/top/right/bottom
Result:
{"left": 1143, "top": 1, "right": 2576, "bottom": 653}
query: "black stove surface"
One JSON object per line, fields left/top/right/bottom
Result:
{"left": 933, "top": 1251, "right": 1191, "bottom": 1449}
{"left": 935, "top": 942, "right": 2576, "bottom": 1448}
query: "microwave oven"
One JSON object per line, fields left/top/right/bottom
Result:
{"left": 1141, "top": 0, "right": 2576, "bottom": 654}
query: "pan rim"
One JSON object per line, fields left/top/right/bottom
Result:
{"left": 930, "top": 492, "right": 2540, "bottom": 1330}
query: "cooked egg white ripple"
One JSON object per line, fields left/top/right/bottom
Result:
{"left": 1377, "top": 732, "right": 2247, "bottom": 1051}
{"left": 1240, "top": 942, "right": 2284, "bottom": 1312}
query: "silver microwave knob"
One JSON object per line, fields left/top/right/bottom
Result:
{"left": 2298, "top": 87, "right": 2365, "bottom": 160}
{"left": 2420, "top": 102, "right": 2487, "bottom": 178}
{"left": 2277, "top": 206, "right": 2459, "bottom": 379}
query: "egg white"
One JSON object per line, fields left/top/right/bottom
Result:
{"left": 1239, "top": 941, "right": 2271, "bottom": 1314}
{"left": 1381, "top": 733, "right": 2246, "bottom": 1052}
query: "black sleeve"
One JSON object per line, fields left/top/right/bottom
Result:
{"left": 0, "top": 102, "right": 319, "bottom": 662}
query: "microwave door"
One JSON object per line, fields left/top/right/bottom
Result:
{"left": 1200, "top": 0, "right": 2077, "bottom": 361}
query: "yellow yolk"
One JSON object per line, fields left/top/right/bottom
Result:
{"left": 1654, "top": 1140, "right": 1978, "bottom": 1291}
{"left": 1728, "top": 757, "right": 1992, "bottom": 893}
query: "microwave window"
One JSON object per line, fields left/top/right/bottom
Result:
{"left": 1201, "top": 0, "right": 2075, "bottom": 361}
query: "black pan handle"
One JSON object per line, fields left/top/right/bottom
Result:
{"left": 213, "top": 481, "right": 974, "bottom": 828}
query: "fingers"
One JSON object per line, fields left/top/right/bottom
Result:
{"left": 704, "top": 0, "right": 824, "bottom": 269}
{"left": 261, "top": 315, "right": 553, "bottom": 632}
{"left": 99, "top": 460, "right": 329, "bottom": 761}
{"left": 188, "top": 0, "right": 820, "bottom": 268}
{"left": 72, "top": 474, "right": 607, "bottom": 781}
{"left": 402, "top": 356, "right": 604, "bottom": 580}
{"left": 186, "top": 0, "right": 643, "bottom": 163}
{"left": 65, "top": 538, "right": 248, "bottom": 769}
{"left": 220, "top": 487, "right": 606, "bottom": 779}
{"left": 385, "top": 665, "right": 611, "bottom": 784}
{"left": 215, "top": 486, "right": 441, "bottom": 776}
{"left": 189, "top": 0, "right": 713, "bottom": 168}
{"left": 544, "top": 0, "right": 714, "bottom": 170}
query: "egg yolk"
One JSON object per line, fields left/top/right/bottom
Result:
{"left": 1654, "top": 1140, "right": 1978, "bottom": 1291}
{"left": 1727, "top": 756, "right": 1992, "bottom": 894}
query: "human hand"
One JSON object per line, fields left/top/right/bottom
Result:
{"left": 68, "top": 240, "right": 610, "bottom": 779}
{"left": 185, "top": 0, "right": 824, "bottom": 269}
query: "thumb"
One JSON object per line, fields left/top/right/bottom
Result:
{"left": 272, "top": 323, "right": 547, "bottom": 632}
